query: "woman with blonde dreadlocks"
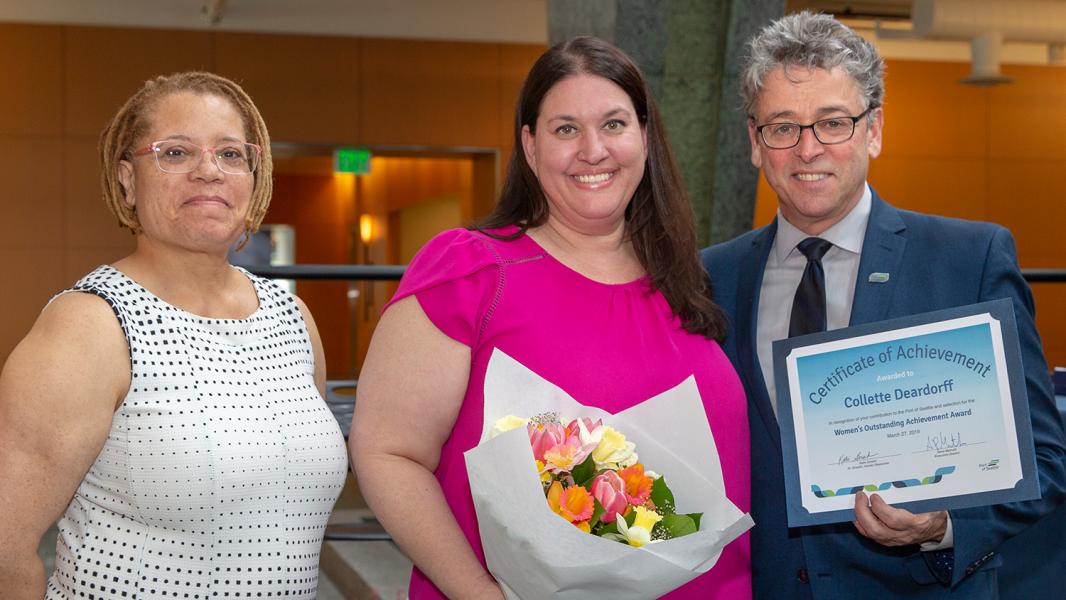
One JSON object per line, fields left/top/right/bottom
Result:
{"left": 0, "top": 72, "right": 347, "bottom": 599}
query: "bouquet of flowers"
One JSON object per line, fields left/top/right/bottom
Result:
{"left": 491, "top": 412, "right": 705, "bottom": 548}
{"left": 465, "top": 350, "right": 753, "bottom": 600}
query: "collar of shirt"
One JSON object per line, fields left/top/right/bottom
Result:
{"left": 756, "top": 183, "right": 875, "bottom": 418}
{"left": 771, "top": 184, "right": 873, "bottom": 265}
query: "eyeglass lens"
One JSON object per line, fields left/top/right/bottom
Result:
{"left": 761, "top": 117, "right": 857, "bottom": 149}
{"left": 153, "top": 141, "right": 259, "bottom": 174}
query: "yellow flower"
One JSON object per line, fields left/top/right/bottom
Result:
{"left": 534, "top": 460, "right": 551, "bottom": 483}
{"left": 590, "top": 426, "right": 638, "bottom": 469}
{"left": 632, "top": 506, "right": 663, "bottom": 530}
{"left": 490, "top": 415, "right": 529, "bottom": 438}
{"left": 616, "top": 506, "right": 663, "bottom": 548}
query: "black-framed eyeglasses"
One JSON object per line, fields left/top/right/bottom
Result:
{"left": 754, "top": 106, "right": 875, "bottom": 149}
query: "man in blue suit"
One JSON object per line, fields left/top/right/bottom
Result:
{"left": 702, "top": 12, "right": 1066, "bottom": 599}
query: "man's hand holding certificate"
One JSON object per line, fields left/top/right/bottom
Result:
{"left": 773, "top": 299, "right": 1041, "bottom": 527}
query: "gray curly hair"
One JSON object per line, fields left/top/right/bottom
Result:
{"left": 740, "top": 11, "right": 885, "bottom": 116}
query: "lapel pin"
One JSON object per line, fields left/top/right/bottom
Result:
{"left": 868, "top": 272, "right": 890, "bottom": 283}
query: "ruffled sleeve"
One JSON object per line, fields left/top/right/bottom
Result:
{"left": 385, "top": 228, "right": 502, "bottom": 347}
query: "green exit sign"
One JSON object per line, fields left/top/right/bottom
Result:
{"left": 333, "top": 147, "right": 371, "bottom": 174}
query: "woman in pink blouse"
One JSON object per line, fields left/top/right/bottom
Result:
{"left": 352, "top": 37, "right": 751, "bottom": 599}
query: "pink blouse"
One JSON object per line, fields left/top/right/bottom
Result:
{"left": 385, "top": 227, "right": 751, "bottom": 599}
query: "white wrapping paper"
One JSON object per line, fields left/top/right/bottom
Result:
{"left": 464, "top": 350, "right": 754, "bottom": 599}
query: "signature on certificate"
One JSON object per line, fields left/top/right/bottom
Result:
{"left": 836, "top": 450, "right": 879, "bottom": 465}
{"left": 927, "top": 432, "right": 964, "bottom": 451}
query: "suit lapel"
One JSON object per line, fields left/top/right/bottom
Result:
{"left": 850, "top": 192, "right": 908, "bottom": 326}
{"left": 737, "top": 221, "right": 781, "bottom": 451}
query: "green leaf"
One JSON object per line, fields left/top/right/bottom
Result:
{"left": 658, "top": 514, "right": 697, "bottom": 539}
{"left": 684, "top": 512, "right": 703, "bottom": 530}
{"left": 589, "top": 498, "right": 606, "bottom": 529}
{"left": 650, "top": 477, "right": 676, "bottom": 514}
{"left": 598, "top": 521, "right": 619, "bottom": 536}
{"left": 572, "top": 453, "right": 596, "bottom": 487}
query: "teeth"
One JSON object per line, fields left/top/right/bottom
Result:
{"left": 574, "top": 172, "right": 612, "bottom": 184}
{"left": 796, "top": 173, "right": 828, "bottom": 182}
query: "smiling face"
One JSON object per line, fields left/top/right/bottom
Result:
{"left": 749, "top": 65, "right": 883, "bottom": 235}
{"left": 118, "top": 92, "right": 255, "bottom": 253}
{"left": 521, "top": 74, "right": 647, "bottom": 236}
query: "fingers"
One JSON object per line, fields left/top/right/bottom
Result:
{"left": 853, "top": 490, "right": 885, "bottom": 542}
{"left": 852, "top": 492, "right": 946, "bottom": 547}
{"left": 868, "top": 492, "right": 915, "bottom": 530}
{"left": 852, "top": 491, "right": 871, "bottom": 537}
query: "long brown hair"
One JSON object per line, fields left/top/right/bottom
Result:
{"left": 478, "top": 37, "right": 726, "bottom": 341}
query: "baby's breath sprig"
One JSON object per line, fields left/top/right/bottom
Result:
{"left": 530, "top": 411, "right": 560, "bottom": 426}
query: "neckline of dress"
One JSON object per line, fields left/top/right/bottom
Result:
{"left": 494, "top": 225, "right": 651, "bottom": 290}
{"left": 101, "top": 264, "right": 266, "bottom": 323}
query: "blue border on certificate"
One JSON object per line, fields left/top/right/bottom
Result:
{"left": 772, "top": 299, "right": 1039, "bottom": 527}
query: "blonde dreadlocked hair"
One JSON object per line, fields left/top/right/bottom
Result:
{"left": 99, "top": 71, "right": 273, "bottom": 247}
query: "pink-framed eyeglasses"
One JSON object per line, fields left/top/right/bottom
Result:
{"left": 132, "top": 140, "right": 262, "bottom": 175}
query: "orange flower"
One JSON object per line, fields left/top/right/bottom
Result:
{"left": 546, "top": 480, "right": 594, "bottom": 524}
{"left": 619, "top": 463, "right": 654, "bottom": 505}
{"left": 559, "top": 485, "right": 595, "bottom": 523}
{"left": 547, "top": 480, "right": 564, "bottom": 515}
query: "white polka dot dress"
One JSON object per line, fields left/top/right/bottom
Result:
{"left": 46, "top": 265, "right": 349, "bottom": 600}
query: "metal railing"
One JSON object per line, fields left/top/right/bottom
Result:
{"left": 248, "top": 264, "right": 404, "bottom": 281}
{"left": 1021, "top": 269, "right": 1066, "bottom": 283}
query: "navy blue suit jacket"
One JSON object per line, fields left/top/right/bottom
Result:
{"left": 701, "top": 193, "right": 1066, "bottom": 599}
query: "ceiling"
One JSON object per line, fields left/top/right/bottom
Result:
{"left": 0, "top": 1, "right": 919, "bottom": 43}
{"left": 0, "top": 0, "right": 550, "bottom": 43}
{"left": 1, "top": 0, "right": 1061, "bottom": 69}
{"left": 790, "top": 1, "right": 914, "bottom": 19}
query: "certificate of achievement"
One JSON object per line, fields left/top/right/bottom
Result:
{"left": 772, "top": 299, "right": 1040, "bottom": 527}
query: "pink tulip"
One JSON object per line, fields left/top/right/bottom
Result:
{"left": 528, "top": 422, "right": 566, "bottom": 462}
{"left": 543, "top": 437, "right": 597, "bottom": 473}
{"left": 565, "top": 417, "right": 603, "bottom": 439}
{"left": 589, "top": 470, "right": 629, "bottom": 523}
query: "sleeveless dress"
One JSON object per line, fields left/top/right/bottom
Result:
{"left": 46, "top": 265, "right": 348, "bottom": 600}
{"left": 389, "top": 227, "right": 752, "bottom": 599}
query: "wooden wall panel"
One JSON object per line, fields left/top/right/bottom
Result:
{"left": 471, "top": 153, "right": 499, "bottom": 221}
{"left": 0, "top": 248, "right": 66, "bottom": 360}
{"left": 878, "top": 61, "right": 987, "bottom": 160}
{"left": 0, "top": 24, "right": 63, "bottom": 136}
{"left": 62, "top": 138, "right": 134, "bottom": 247}
{"left": 1032, "top": 284, "right": 1066, "bottom": 369}
{"left": 752, "top": 172, "right": 776, "bottom": 229}
{"left": 0, "top": 139, "right": 65, "bottom": 247}
{"left": 498, "top": 44, "right": 546, "bottom": 148}
{"left": 213, "top": 33, "right": 360, "bottom": 144}
{"left": 868, "top": 157, "right": 987, "bottom": 222}
{"left": 359, "top": 39, "right": 499, "bottom": 147}
{"left": 986, "top": 161, "right": 1066, "bottom": 267}
{"left": 989, "top": 65, "right": 1066, "bottom": 161}
{"left": 63, "top": 27, "right": 213, "bottom": 137}
{"left": 368, "top": 157, "right": 472, "bottom": 212}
